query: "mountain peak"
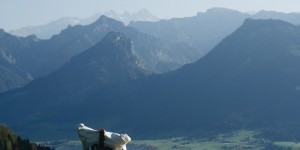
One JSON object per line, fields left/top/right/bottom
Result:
{"left": 93, "top": 15, "right": 124, "bottom": 26}
{"left": 255, "top": 10, "right": 299, "bottom": 16}
{"left": 240, "top": 18, "right": 296, "bottom": 33}
{"left": 58, "top": 31, "right": 147, "bottom": 84}
{"left": 25, "top": 34, "right": 39, "bottom": 41}
{"left": 205, "top": 7, "right": 242, "bottom": 14}
{"left": 137, "top": 9, "right": 152, "bottom": 14}
{"left": 0, "top": 29, "right": 7, "bottom": 37}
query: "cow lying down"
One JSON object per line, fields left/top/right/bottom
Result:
{"left": 76, "top": 123, "right": 131, "bottom": 150}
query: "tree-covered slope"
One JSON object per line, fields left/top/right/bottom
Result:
{"left": 0, "top": 124, "right": 52, "bottom": 150}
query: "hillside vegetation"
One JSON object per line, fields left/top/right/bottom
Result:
{"left": 0, "top": 125, "right": 52, "bottom": 150}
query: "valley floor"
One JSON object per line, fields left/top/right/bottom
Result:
{"left": 40, "top": 130, "right": 300, "bottom": 150}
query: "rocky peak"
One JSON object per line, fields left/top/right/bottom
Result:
{"left": 202, "top": 7, "right": 244, "bottom": 15}
{"left": 0, "top": 29, "right": 8, "bottom": 38}
{"left": 101, "top": 32, "right": 133, "bottom": 50}
{"left": 52, "top": 31, "right": 147, "bottom": 86}
{"left": 236, "top": 19, "right": 299, "bottom": 37}
{"left": 93, "top": 15, "right": 125, "bottom": 27}
{"left": 25, "top": 34, "right": 39, "bottom": 42}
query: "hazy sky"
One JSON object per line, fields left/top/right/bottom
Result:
{"left": 1, "top": 0, "right": 300, "bottom": 30}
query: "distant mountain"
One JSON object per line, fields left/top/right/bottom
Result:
{"left": 0, "top": 16, "right": 198, "bottom": 93}
{"left": 0, "top": 29, "right": 36, "bottom": 92}
{"left": 9, "top": 10, "right": 159, "bottom": 39}
{"left": 253, "top": 10, "right": 300, "bottom": 24}
{"left": 26, "top": 16, "right": 126, "bottom": 78}
{"left": 122, "top": 27, "right": 200, "bottom": 73}
{"left": 19, "top": 15, "right": 199, "bottom": 78}
{"left": 130, "top": 7, "right": 300, "bottom": 54}
{"left": 9, "top": 17, "right": 81, "bottom": 39}
{"left": 130, "top": 8, "right": 249, "bottom": 54}
{"left": 80, "top": 9, "right": 159, "bottom": 25}
{"left": 48, "top": 31, "right": 148, "bottom": 90}
{"left": 3, "top": 19, "right": 300, "bottom": 140}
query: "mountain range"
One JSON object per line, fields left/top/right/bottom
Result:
{"left": 9, "top": 9, "right": 159, "bottom": 39}
{"left": 2, "top": 18, "right": 300, "bottom": 141}
{"left": 0, "top": 16, "right": 199, "bottom": 92}
{"left": 11, "top": 7, "right": 300, "bottom": 43}
{"left": 9, "top": 17, "right": 81, "bottom": 39}
{"left": 130, "top": 7, "right": 300, "bottom": 55}
{"left": 5, "top": 7, "right": 300, "bottom": 93}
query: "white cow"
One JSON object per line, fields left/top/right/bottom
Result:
{"left": 76, "top": 123, "right": 131, "bottom": 150}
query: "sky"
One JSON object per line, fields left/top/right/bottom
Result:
{"left": 1, "top": 0, "right": 300, "bottom": 30}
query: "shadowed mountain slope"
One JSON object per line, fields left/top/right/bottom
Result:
{"left": 0, "top": 32, "right": 149, "bottom": 139}
{"left": 0, "top": 29, "right": 37, "bottom": 92}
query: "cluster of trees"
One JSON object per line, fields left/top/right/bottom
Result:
{"left": 0, "top": 125, "right": 53, "bottom": 150}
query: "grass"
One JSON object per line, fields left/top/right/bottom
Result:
{"left": 130, "top": 130, "right": 263, "bottom": 150}
{"left": 273, "top": 142, "right": 300, "bottom": 150}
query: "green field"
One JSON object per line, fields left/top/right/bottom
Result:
{"left": 273, "top": 142, "right": 300, "bottom": 150}
{"left": 130, "top": 130, "right": 263, "bottom": 150}
{"left": 43, "top": 130, "right": 300, "bottom": 150}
